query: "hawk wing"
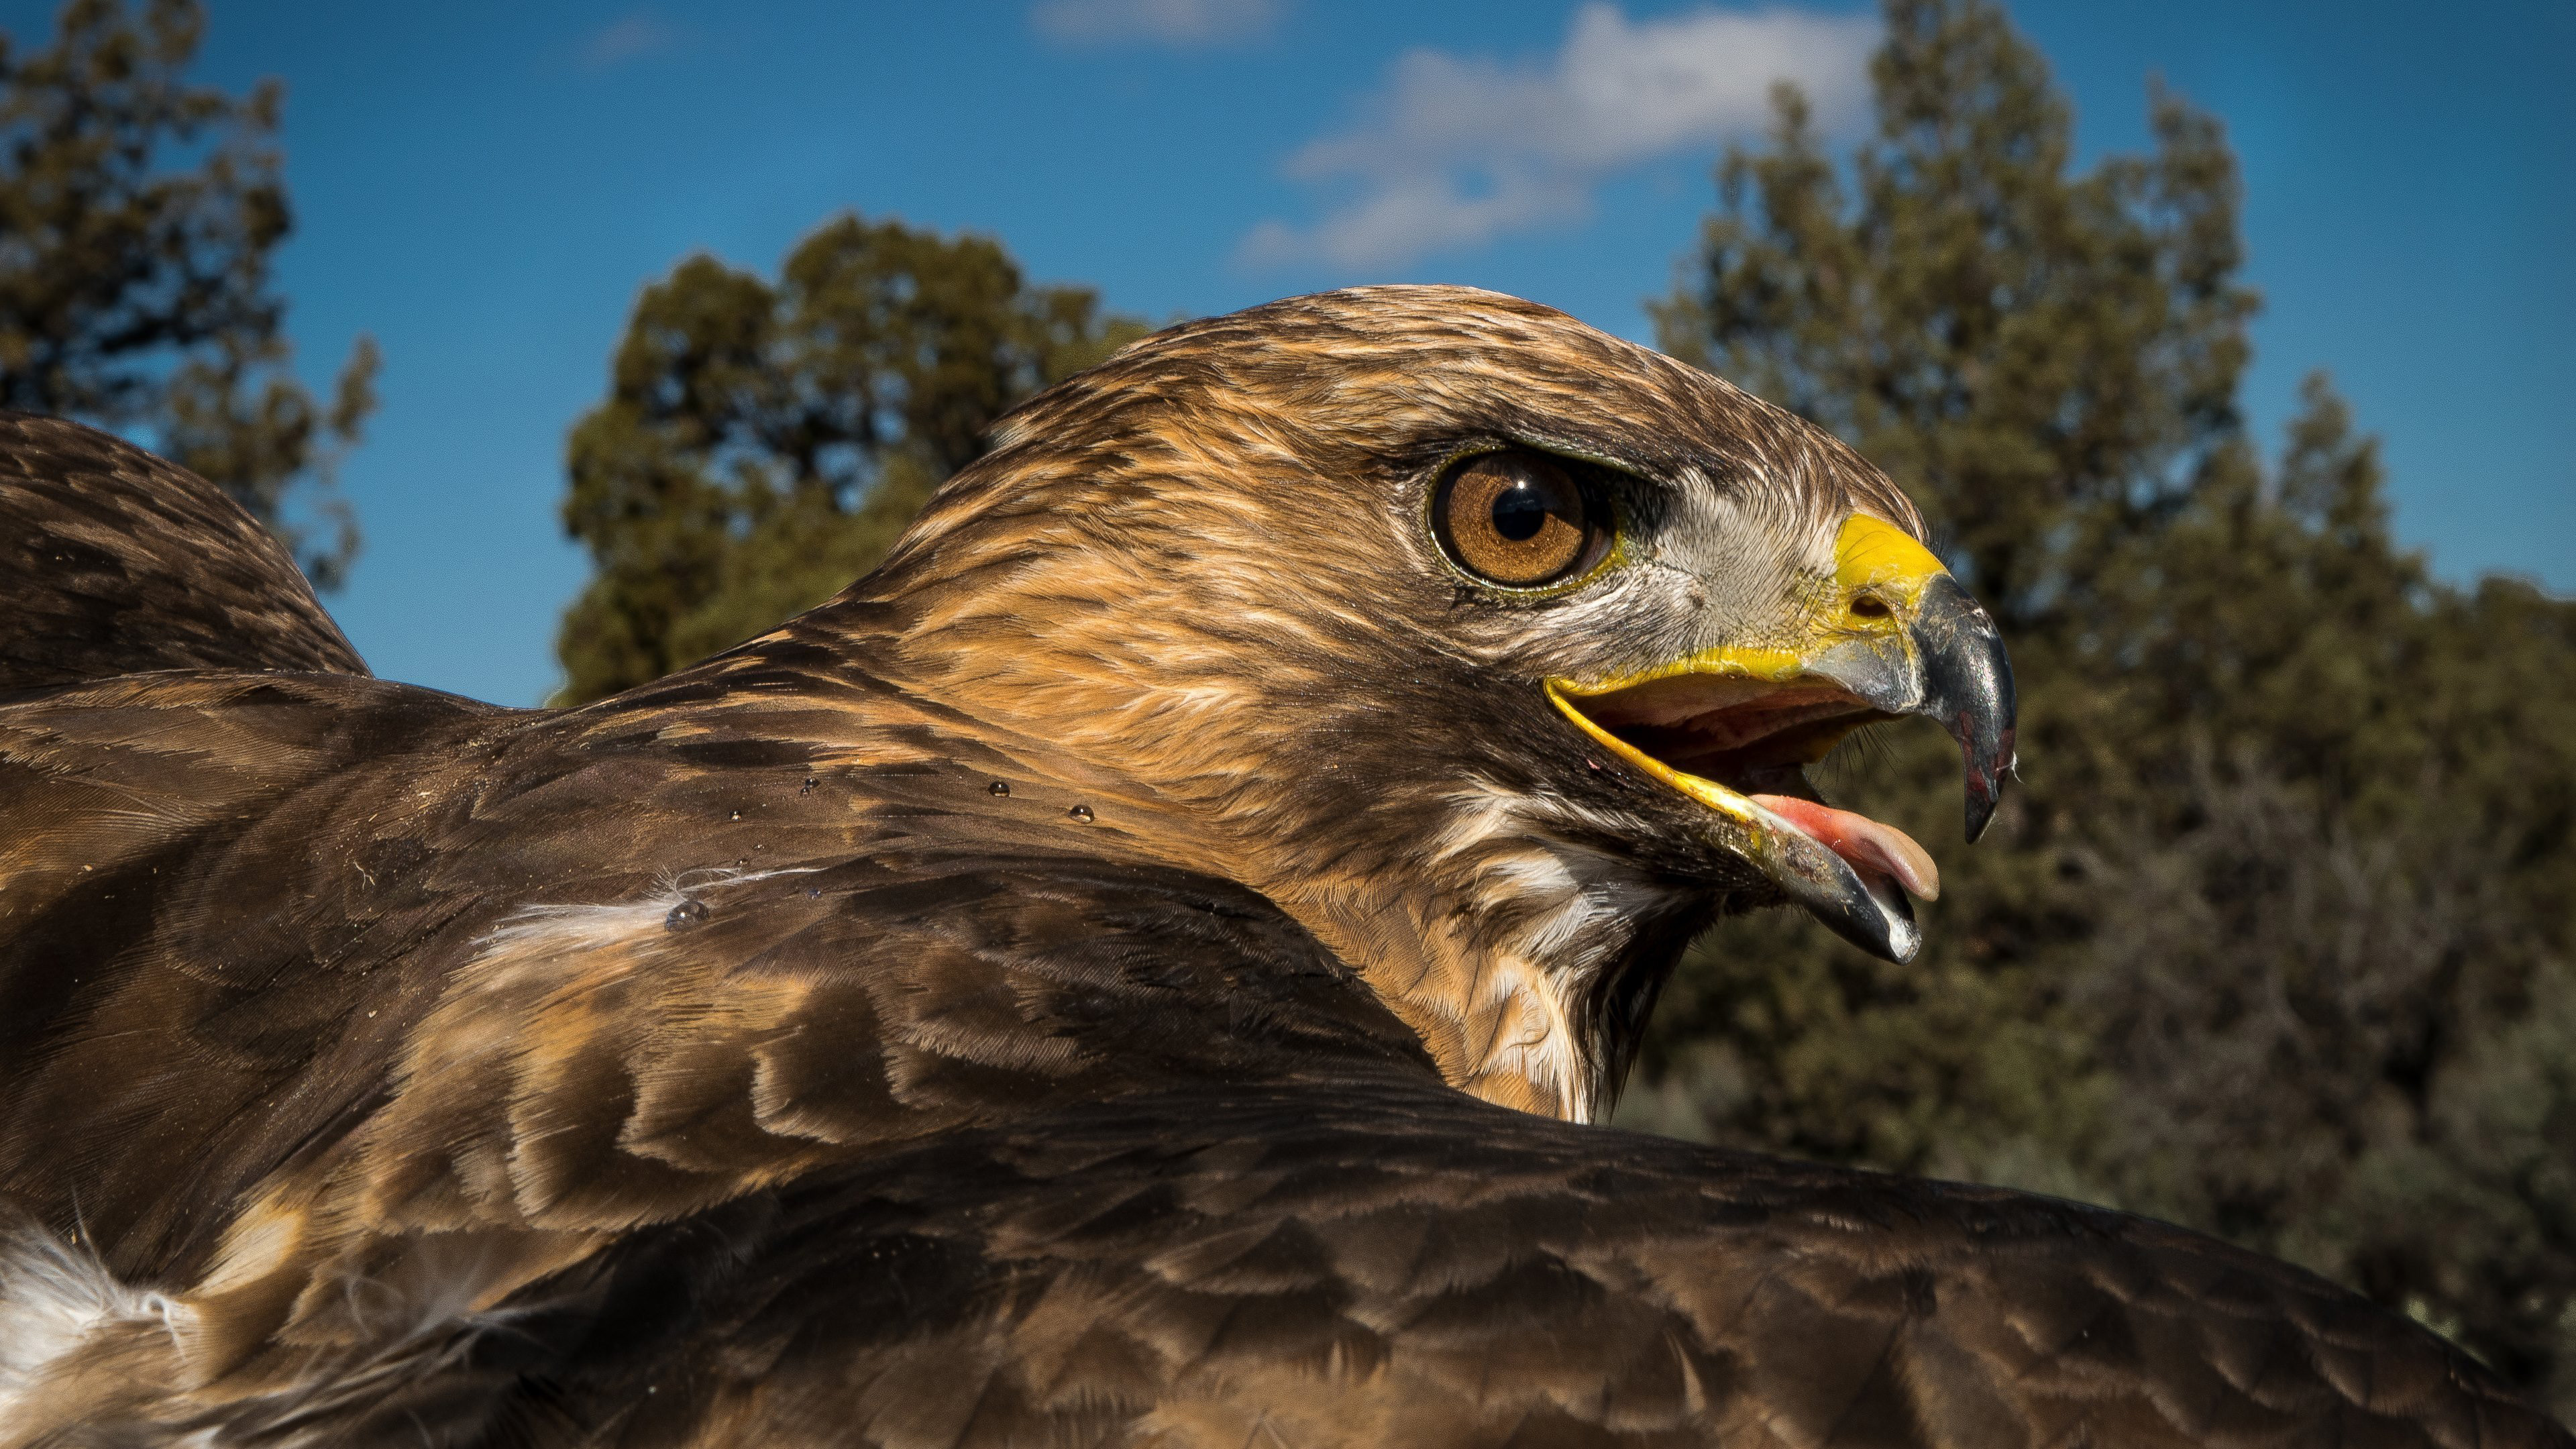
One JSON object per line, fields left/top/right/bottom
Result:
{"left": 0, "top": 413, "right": 366, "bottom": 689}
{"left": 502, "top": 1090, "right": 2553, "bottom": 1449}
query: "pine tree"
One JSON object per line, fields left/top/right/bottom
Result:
{"left": 0, "top": 0, "right": 377, "bottom": 586}
{"left": 553, "top": 214, "right": 1145, "bottom": 703}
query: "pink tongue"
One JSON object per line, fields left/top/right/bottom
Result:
{"left": 1749, "top": 795, "right": 1941, "bottom": 902}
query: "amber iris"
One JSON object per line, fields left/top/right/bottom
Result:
{"left": 1434, "top": 450, "right": 1603, "bottom": 588}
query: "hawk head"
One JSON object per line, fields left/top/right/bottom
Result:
{"left": 837, "top": 286, "right": 2014, "bottom": 1120}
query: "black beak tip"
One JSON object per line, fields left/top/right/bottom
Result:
{"left": 1963, "top": 729, "right": 2012, "bottom": 842}
{"left": 1966, "top": 790, "right": 1997, "bottom": 845}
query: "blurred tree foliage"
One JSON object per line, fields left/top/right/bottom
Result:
{"left": 0, "top": 0, "right": 377, "bottom": 587}
{"left": 553, "top": 214, "right": 1147, "bottom": 703}
{"left": 1633, "top": 0, "right": 2576, "bottom": 1415}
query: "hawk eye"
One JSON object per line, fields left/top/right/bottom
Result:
{"left": 1433, "top": 449, "right": 1606, "bottom": 588}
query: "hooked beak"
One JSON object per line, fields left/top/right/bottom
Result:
{"left": 1546, "top": 515, "right": 2017, "bottom": 963}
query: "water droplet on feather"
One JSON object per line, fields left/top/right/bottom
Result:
{"left": 989, "top": 780, "right": 1010, "bottom": 797}
{"left": 1067, "top": 804, "right": 1094, "bottom": 823}
{"left": 665, "top": 900, "right": 708, "bottom": 930}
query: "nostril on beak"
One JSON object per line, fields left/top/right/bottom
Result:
{"left": 1849, "top": 595, "right": 1892, "bottom": 621}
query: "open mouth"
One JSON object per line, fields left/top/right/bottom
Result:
{"left": 1540, "top": 515, "right": 2012, "bottom": 964}
{"left": 1546, "top": 672, "right": 1942, "bottom": 910}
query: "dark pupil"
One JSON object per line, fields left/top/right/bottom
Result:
{"left": 1490, "top": 482, "right": 1548, "bottom": 541}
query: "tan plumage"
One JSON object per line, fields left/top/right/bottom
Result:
{"left": 0, "top": 288, "right": 2563, "bottom": 1446}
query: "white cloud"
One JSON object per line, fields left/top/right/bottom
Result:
{"left": 1030, "top": 0, "right": 1283, "bottom": 48}
{"left": 579, "top": 12, "right": 680, "bottom": 70}
{"left": 1242, "top": 3, "right": 1876, "bottom": 268}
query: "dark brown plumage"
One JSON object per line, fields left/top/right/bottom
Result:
{"left": 0, "top": 411, "right": 366, "bottom": 689}
{"left": 0, "top": 288, "right": 2563, "bottom": 1447}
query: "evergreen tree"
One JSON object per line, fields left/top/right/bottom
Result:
{"left": 1635, "top": 0, "right": 2576, "bottom": 1413}
{"left": 0, "top": 0, "right": 378, "bottom": 587}
{"left": 553, "top": 213, "right": 1145, "bottom": 703}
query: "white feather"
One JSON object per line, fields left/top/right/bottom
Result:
{"left": 0, "top": 1214, "right": 193, "bottom": 1421}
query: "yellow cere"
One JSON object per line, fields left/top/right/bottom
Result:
{"left": 1833, "top": 513, "right": 1950, "bottom": 610}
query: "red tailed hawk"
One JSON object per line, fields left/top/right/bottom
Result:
{"left": 0, "top": 288, "right": 2561, "bottom": 1447}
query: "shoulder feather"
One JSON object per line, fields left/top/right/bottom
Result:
{"left": 0, "top": 413, "right": 366, "bottom": 690}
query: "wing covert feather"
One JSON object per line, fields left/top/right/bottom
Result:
{"left": 0, "top": 414, "right": 366, "bottom": 688}
{"left": 428, "top": 1087, "right": 2565, "bottom": 1449}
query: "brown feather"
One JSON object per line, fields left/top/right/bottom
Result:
{"left": 0, "top": 413, "right": 366, "bottom": 688}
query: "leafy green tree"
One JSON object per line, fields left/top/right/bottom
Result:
{"left": 553, "top": 213, "right": 1145, "bottom": 703}
{"left": 1633, "top": 0, "right": 2576, "bottom": 1415}
{"left": 0, "top": 0, "right": 378, "bottom": 586}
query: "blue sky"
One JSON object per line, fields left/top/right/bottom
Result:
{"left": 7, "top": 0, "right": 2567, "bottom": 705}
